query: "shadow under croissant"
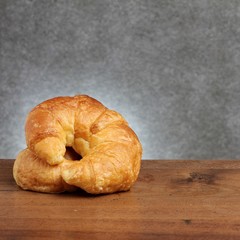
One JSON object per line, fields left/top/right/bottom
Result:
{"left": 21, "top": 184, "right": 130, "bottom": 198}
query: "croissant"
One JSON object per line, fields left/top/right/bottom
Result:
{"left": 13, "top": 95, "right": 142, "bottom": 194}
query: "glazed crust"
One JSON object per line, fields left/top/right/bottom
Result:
{"left": 13, "top": 95, "right": 142, "bottom": 194}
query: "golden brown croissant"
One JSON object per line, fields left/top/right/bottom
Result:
{"left": 13, "top": 95, "right": 142, "bottom": 194}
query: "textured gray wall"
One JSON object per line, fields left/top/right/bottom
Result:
{"left": 1, "top": 0, "right": 240, "bottom": 159}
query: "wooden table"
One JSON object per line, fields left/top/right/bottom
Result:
{"left": 1, "top": 159, "right": 240, "bottom": 239}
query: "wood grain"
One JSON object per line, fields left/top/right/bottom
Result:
{"left": 1, "top": 159, "right": 240, "bottom": 239}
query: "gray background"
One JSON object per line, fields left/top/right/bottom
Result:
{"left": 1, "top": 0, "right": 240, "bottom": 160}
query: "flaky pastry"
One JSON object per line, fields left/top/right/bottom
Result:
{"left": 13, "top": 95, "right": 142, "bottom": 194}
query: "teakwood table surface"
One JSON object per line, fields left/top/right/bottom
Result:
{"left": 1, "top": 159, "right": 240, "bottom": 239}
